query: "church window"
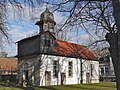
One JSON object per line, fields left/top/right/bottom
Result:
{"left": 90, "top": 64, "right": 93, "bottom": 76}
{"left": 68, "top": 61, "right": 73, "bottom": 77}
{"left": 53, "top": 61, "right": 58, "bottom": 78}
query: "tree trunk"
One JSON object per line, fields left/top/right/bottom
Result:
{"left": 106, "top": 33, "right": 118, "bottom": 87}
{"left": 107, "top": 0, "right": 120, "bottom": 90}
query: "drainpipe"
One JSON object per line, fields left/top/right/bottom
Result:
{"left": 80, "top": 59, "right": 83, "bottom": 84}
{"left": 57, "top": 58, "right": 60, "bottom": 85}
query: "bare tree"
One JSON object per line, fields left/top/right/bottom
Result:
{"left": 1, "top": 0, "right": 120, "bottom": 89}
{"left": 0, "top": 0, "right": 42, "bottom": 47}
{"left": 0, "top": 0, "right": 111, "bottom": 48}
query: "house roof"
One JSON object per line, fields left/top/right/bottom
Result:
{"left": 54, "top": 39, "right": 97, "bottom": 60}
{"left": 0, "top": 58, "right": 18, "bottom": 71}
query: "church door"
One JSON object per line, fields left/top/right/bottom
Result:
{"left": 23, "top": 70, "right": 29, "bottom": 84}
{"left": 61, "top": 73, "right": 66, "bottom": 85}
{"left": 23, "top": 62, "right": 29, "bottom": 85}
{"left": 45, "top": 71, "right": 51, "bottom": 86}
{"left": 86, "top": 72, "right": 90, "bottom": 84}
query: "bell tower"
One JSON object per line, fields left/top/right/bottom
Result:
{"left": 35, "top": 5, "right": 56, "bottom": 35}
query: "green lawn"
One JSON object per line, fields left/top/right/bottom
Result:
{"left": 0, "top": 82, "right": 116, "bottom": 90}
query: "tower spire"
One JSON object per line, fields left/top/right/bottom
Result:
{"left": 46, "top": 3, "right": 48, "bottom": 10}
{"left": 35, "top": 5, "right": 56, "bottom": 35}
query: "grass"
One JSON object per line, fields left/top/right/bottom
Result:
{"left": 0, "top": 82, "right": 116, "bottom": 90}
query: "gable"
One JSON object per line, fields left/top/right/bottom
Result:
{"left": 18, "top": 35, "right": 40, "bottom": 57}
{"left": 17, "top": 31, "right": 56, "bottom": 57}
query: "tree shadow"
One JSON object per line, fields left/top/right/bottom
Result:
{"left": 0, "top": 81, "right": 17, "bottom": 87}
{"left": 23, "top": 86, "right": 35, "bottom": 90}
{"left": 17, "top": 85, "right": 60, "bottom": 90}
{"left": 63, "top": 84, "right": 100, "bottom": 90}
{"left": 37, "top": 86, "right": 60, "bottom": 90}
{"left": 90, "top": 83, "right": 116, "bottom": 88}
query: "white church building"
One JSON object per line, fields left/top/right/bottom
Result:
{"left": 16, "top": 6, "right": 99, "bottom": 86}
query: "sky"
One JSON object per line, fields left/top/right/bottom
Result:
{"left": 1, "top": 4, "right": 100, "bottom": 57}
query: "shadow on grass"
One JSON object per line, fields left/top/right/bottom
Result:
{"left": 20, "top": 85, "right": 99, "bottom": 90}
{"left": 88, "top": 83, "right": 116, "bottom": 88}
{"left": 63, "top": 85, "right": 99, "bottom": 90}
{"left": 0, "top": 82, "right": 116, "bottom": 90}
{"left": 37, "top": 86, "right": 60, "bottom": 90}
{"left": 21, "top": 86, "right": 35, "bottom": 90}
{"left": 0, "top": 82, "right": 17, "bottom": 87}
{"left": 0, "top": 82, "right": 59, "bottom": 90}
{"left": 16, "top": 85, "right": 60, "bottom": 90}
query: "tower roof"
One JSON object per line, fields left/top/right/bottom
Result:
{"left": 40, "top": 5, "right": 54, "bottom": 23}
{"left": 35, "top": 5, "right": 56, "bottom": 27}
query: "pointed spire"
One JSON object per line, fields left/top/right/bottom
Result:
{"left": 45, "top": 3, "right": 49, "bottom": 12}
{"left": 46, "top": 4, "right": 48, "bottom": 9}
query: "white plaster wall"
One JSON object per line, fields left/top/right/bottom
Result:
{"left": 18, "top": 54, "right": 99, "bottom": 86}
{"left": 18, "top": 55, "right": 41, "bottom": 85}
{"left": 39, "top": 54, "right": 99, "bottom": 86}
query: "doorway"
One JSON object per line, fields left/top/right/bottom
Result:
{"left": 23, "top": 70, "right": 29, "bottom": 84}
{"left": 45, "top": 71, "right": 51, "bottom": 86}
{"left": 86, "top": 72, "right": 90, "bottom": 84}
{"left": 61, "top": 73, "right": 66, "bottom": 85}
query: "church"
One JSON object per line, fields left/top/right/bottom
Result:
{"left": 16, "top": 6, "right": 99, "bottom": 86}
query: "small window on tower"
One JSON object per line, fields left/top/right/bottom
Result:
{"left": 45, "top": 40, "right": 50, "bottom": 47}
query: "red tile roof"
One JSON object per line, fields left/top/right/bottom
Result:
{"left": 0, "top": 58, "right": 18, "bottom": 70}
{"left": 54, "top": 39, "right": 97, "bottom": 60}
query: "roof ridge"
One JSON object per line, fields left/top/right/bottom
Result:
{"left": 56, "top": 39, "right": 86, "bottom": 47}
